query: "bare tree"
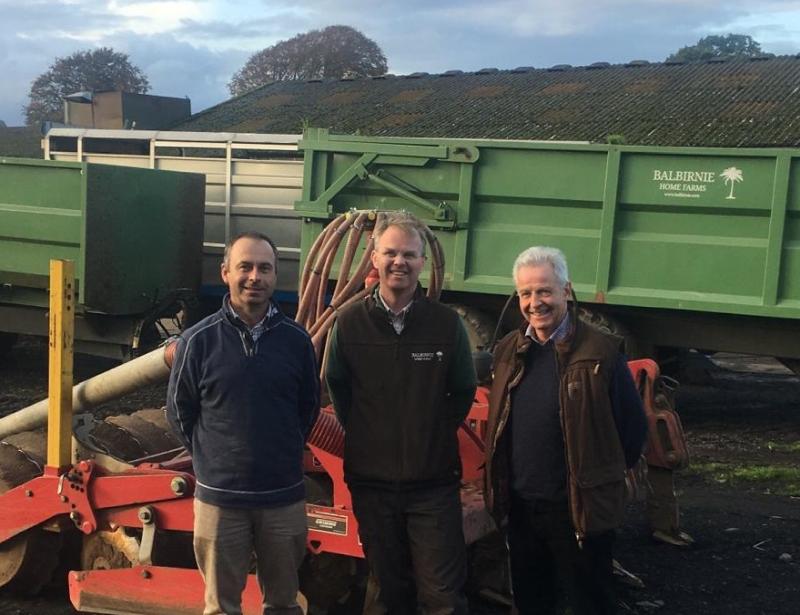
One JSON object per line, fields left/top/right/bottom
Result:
{"left": 25, "top": 47, "right": 150, "bottom": 125}
{"left": 229, "top": 25, "right": 388, "bottom": 96}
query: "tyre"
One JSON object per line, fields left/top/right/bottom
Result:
{"left": 577, "top": 307, "right": 643, "bottom": 358}
{"left": 449, "top": 304, "right": 495, "bottom": 352}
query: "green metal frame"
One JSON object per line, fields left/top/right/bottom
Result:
{"left": 296, "top": 129, "right": 800, "bottom": 322}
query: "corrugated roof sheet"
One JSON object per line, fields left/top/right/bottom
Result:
{"left": 0, "top": 126, "right": 41, "bottom": 158}
{"left": 177, "top": 56, "right": 800, "bottom": 147}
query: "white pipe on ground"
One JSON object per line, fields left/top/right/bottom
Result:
{"left": 0, "top": 343, "right": 175, "bottom": 440}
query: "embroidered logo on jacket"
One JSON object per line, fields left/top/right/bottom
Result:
{"left": 411, "top": 351, "right": 444, "bottom": 362}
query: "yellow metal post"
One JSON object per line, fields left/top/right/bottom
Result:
{"left": 47, "top": 259, "right": 75, "bottom": 469}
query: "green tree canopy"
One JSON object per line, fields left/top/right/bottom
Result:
{"left": 666, "top": 34, "right": 763, "bottom": 63}
{"left": 25, "top": 47, "right": 150, "bottom": 125}
{"left": 229, "top": 25, "right": 388, "bottom": 96}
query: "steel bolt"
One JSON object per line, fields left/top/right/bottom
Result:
{"left": 60, "top": 495, "right": 68, "bottom": 503}
{"left": 69, "top": 512, "right": 80, "bottom": 523}
{"left": 141, "top": 569, "right": 151, "bottom": 579}
{"left": 24, "top": 490, "right": 33, "bottom": 497}
{"left": 138, "top": 507, "right": 153, "bottom": 524}
{"left": 170, "top": 476, "right": 188, "bottom": 496}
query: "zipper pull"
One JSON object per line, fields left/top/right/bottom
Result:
{"left": 241, "top": 331, "right": 254, "bottom": 357}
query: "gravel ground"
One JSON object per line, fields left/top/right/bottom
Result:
{"left": 1, "top": 340, "right": 799, "bottom": 614}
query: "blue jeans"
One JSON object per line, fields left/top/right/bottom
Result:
{"left": 350, "top": 482, "right": 468, "bottom": 615}
{"left": 193, "top": 499, "right": 307, "bottom": 615}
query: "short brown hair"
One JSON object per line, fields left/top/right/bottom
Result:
{"left": 373, "top": 211, "right": 427, "bottom": 257}
{"left": 223, "top": 231, "right": 279, "bottom": 272}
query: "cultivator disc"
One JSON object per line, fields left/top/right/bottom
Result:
{"left": 0, "top": 408, "right": 184, "bottom": 594}
{"left": 79, "top": 408, "right": 182, "bottom": 462}
{"left": 0, "top": 430, "right": 62, "bottom": 595}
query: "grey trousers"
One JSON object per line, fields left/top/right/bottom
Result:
{"left": 193, "top": 498, "right": 307, "bottom": 615}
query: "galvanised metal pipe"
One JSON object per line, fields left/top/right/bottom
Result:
{"left": 0, "top": 342, "right": 176, "bottom": 440}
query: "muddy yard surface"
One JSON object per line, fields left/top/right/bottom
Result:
{"left": 0, "top": 339, "right": 798, "bottom": 615}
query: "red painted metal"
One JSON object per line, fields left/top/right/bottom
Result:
{"left": 0, "top": 462, "right": 194, "bottom": 543}
{"left": 627, "top": 359, "right": 689, "bottom": 470}
{"left": 2, "top": 393, "right": 495, "bottom": 613}
{"left": 307, "top": 443, "right": 351, "bottom": 509}
{"left": 627, "top": 358, "right": 659, "bottom": 384}
{"left": 305, "top": 440, "right": 363, "bottom": 558}
{"left": 101, "top": 498, "right": 195, "bottom": 532}
{"left": 69, "top": 566, "right": 265, "bottom": 615}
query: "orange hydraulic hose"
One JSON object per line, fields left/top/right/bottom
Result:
{"left": 311, "top": 283, "right": 375, "bottom": 361}
{"left": 332, "top": 212, "right": 369, "bottom": 297}
{"left": 307, "top": 237, "right": 376, "bottom": 340}
{"left": 299, "top": 216, "right": 335, "bottom": 295}
{"left": 298, "top": 210, "right": 446, "bottom": 370}
{"left": 296, "top": 215, "right": 348, "bottom": 327}
{"left": 315, "top": 216, "right": 355, "bottom": 322}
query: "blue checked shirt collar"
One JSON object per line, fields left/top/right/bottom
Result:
{"left": 525, "top": 312, "right": 570, "bottom": 346}
{"left": 225, "top": 297, "right": 276, "bottom": 343}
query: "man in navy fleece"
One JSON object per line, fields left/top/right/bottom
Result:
{"left": 167, "top": 231, "right": 319, "bottom": 615}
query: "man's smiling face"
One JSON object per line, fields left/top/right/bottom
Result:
{"left": 371, "top": 225, "right": 426, "bottom": 298}
{"left": 514, "top": 262, "right": 571, "bottom": 342}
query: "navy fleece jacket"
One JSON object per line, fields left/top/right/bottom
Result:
{"left": 166, "top": 301, "right": 320, "bottom": 508}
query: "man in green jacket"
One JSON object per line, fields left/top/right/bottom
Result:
{"left": 484, "top": 246, "right": 647, "bottom": 615}
{"left": 326, "top": 211, "right": 477, "bottom": 614}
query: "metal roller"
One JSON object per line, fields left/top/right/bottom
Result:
{"left": 0, "top": 430, "right": 61, "bottom": 594}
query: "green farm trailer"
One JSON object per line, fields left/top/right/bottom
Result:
{"left": 296, "top": 128, "right": 800, "bottom": 369}
{"left": 0, "top": 157, "right": 205, "bottom": 359}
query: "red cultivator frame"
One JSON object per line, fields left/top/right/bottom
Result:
{"left": 0, "top": 360, "right": 674, "bottom": 614}
{"left": 0, "top": 395, "right": 492, "bottom": 614}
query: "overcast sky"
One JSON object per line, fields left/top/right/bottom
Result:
{"left": 2, "top": 0, "right": 800, "bottom": 126}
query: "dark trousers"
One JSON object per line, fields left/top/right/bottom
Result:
{"left": 507, "top": 496, "right": 616, "bottom": 615}
{"left": 350, "top": 482, "right": 468, "bottom": 615}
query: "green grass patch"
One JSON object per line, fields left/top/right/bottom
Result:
{"left": 688, "top": 461, "right": 800, "bottom": 496}
{"left": 766, "top": 440, "right": 800, "bottom": 453}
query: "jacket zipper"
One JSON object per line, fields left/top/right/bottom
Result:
{"left": 556, "top": 350, "right": 585, "bottom": 547}
{"left": 559, "top": 356, "right": 603, "bottom": 548}
{"left": 239, "top": 330, "right": 255, "bottom": 357}
{"left": 488, "top": 358, "right": 526, "bottom": 507}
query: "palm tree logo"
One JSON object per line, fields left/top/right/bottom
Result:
{"left": 721, "top": 167, "right": 743, "bottom": 200}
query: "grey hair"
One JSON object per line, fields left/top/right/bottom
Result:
{"left": 373, "top": 211, "right": 427, "bottom": 257}
{"left": 512, "top": 246, "right": 569, "bottom": 286}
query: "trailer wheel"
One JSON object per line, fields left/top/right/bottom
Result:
{"left": 450, "top": 304, "right": 495, "bottom": 351}
{"left": 578, "top": 307, "right": 642, "bottom": 357}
